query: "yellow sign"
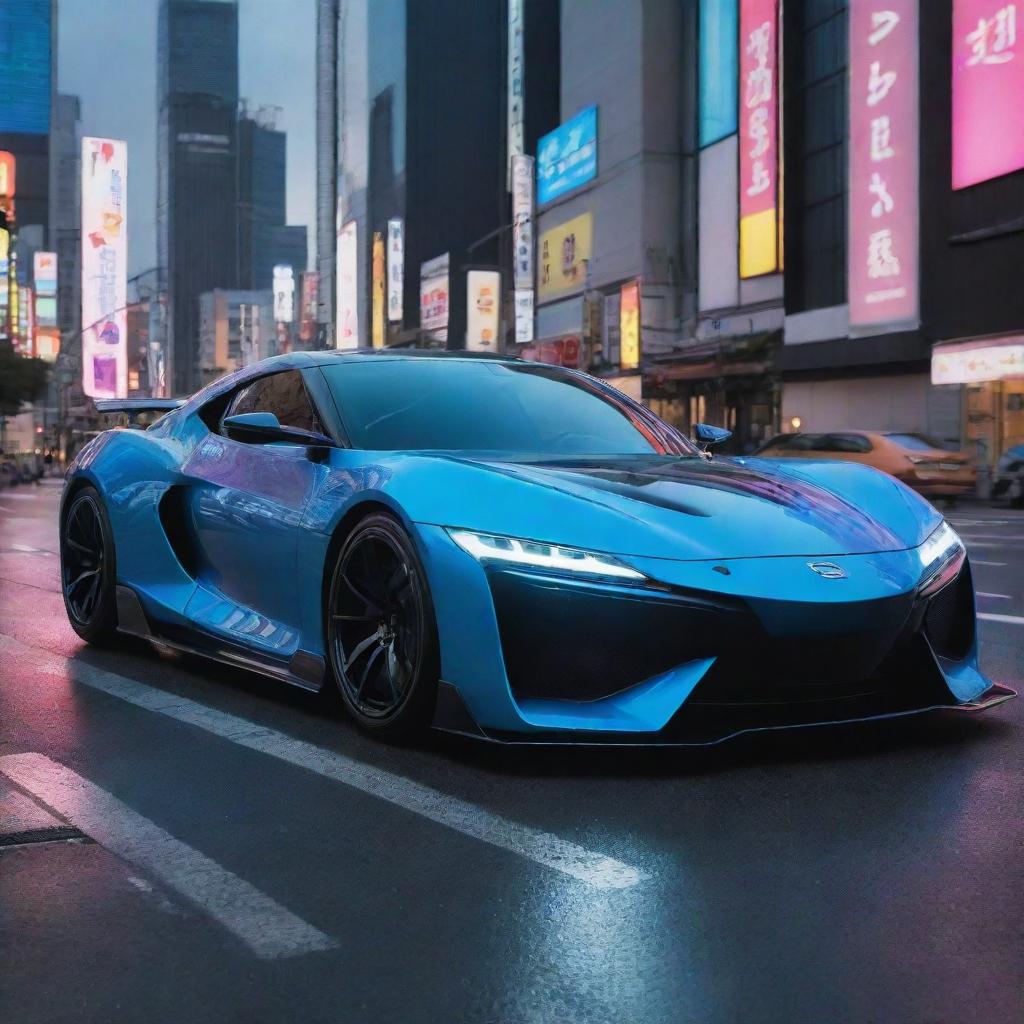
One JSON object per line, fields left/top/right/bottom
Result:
{"left": 538, "top": 212, "right": 592, "bottom": 301}
{"left": 372, "top": 231, "right": 385, "bottom": 348}
{"left": 619, "top": 279, "right": 640, "bottom": 370}
{"left": 739, "top": 208, "right": 778, "bottom": 279}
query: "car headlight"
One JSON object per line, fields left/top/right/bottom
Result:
{"left": 447, "top": 528, "right": 647, "bottom": 581}
{"left": 918, "top": 521, "right": 966, "bottom": 597}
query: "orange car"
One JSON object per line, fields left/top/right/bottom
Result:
{"left": 755, "top": 431, "right": 976, "bottom": 498}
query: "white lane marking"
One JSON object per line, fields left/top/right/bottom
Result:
{"left": 978, "top": 613, "right": 1024, "bottom": 626}
{"left": 976, "top": 592, "right": 1012, "bottom": 600}
{"left": 0, "top": 752, "right": 338, "bottom": 959}
{"left": 949, "top": 519, "right": 1010, "bottom": 527}
{"left": 971, "top": 560, "right": 1007, "bottom": 567}
{"left": 960, "top": 534, "right": 1024, "bottom": 541}
{"left": 0, "top": 634, "right": 645, "bottom": 891}
{"left": 964, "top": 541, "right": 1014, "bottom": 549}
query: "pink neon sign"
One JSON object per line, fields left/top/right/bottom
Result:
{"left": 848, "top": 0, "right": 919, "bottom": 332}
{"left": 953, "top": 1, "right": 1023, "bottom": 189}
{"left": 738, "top": 0, "right": 779, "bottom": 226}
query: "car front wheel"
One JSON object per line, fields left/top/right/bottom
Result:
{"left": 326, "top": 513, "right": 440, "bottom": 741}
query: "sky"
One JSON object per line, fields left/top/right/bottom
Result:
{"left": 58, "top": 0, "right": 316, "bottom": 277}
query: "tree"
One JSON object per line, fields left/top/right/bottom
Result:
{"left": 0, "top": 339, "right": 50, "bottom": 420}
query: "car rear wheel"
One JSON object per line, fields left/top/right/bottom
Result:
{"left": 326, "top": 513, "right": 439, "bottom": 741}
{"left": 60, "top": 485, "right": 120, "bottom": 645}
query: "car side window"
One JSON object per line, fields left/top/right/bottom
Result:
{"left": 828, "top": 433, "right": 873, "bottom": 453}
{"left": 222, "top": 370, "right": 324, "bottom": 436}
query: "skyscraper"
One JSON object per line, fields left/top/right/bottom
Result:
{"left": 237, "top": 113, "right": 308, "bottom": 291}
{"left": 158, "top": 0, "right": 240, "bottom": 396}
{"left": 0, "top": 0, "right": 54, "bottom": 234}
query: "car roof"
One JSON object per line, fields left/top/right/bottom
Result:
{"left": 304, "top": 347, "right": 520, "bottom": 367}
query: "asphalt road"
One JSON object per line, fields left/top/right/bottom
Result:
{"left": 1, "top": 480, "right": 1022, "bottom": 1024}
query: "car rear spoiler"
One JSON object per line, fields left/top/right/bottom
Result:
{"left": 94, "top": 398, "right": 185, "bottom": 427}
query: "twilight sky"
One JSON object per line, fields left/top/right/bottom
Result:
{"left": 58, "top": 0, "right": 317, "bottom": 277}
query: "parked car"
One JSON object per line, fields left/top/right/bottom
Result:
{"left": 755, "top": 430, "right": 976, "bottom": 498}
{"left": 0, "top": 457, "right": 18, "bottom": 488}
{"left": 991, "top": 443, "right": 1024, "bottom": 507}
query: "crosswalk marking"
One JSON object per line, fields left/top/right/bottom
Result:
{"left": 0, "top": 634, "right": 646, "bottom": 891}
{"left": 0, "top": 752, "right": 338, "bottom": 960}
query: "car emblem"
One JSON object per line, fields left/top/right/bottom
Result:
{"left": 807, "top": 561, "right": 847, "bottom": 579}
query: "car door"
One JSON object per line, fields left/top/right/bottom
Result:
{"left": 181, "top": 369, "right": 325, "bottom": 654}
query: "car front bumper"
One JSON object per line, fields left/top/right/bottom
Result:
{"left": 416, "top": 525, "right": 1015, "bottom": 744}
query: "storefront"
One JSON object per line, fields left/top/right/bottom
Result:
{"left": 643, "top": 333, "right": 781, "bottom": 453}
{"left": 932, "top": 335, "right": 1024, "bottom": 489}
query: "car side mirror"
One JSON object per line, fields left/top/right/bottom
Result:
{"left": 694, "top": 423, "right": 732, "bottom": 451}
{"left": 222, "top": 412, "right": 337, "bottom": 448}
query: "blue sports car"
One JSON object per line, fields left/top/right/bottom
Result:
{"left": 61, "top": 350, "right": 1014, "bottom": 744}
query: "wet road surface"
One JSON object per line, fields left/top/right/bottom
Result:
{"left": 1, "top": 480, "right": 1022, "bottom": 1023}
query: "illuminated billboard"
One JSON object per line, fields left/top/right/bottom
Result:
{"left": 387, "top": 218, "right": 404, "bottom": 323}
{"left": 848, "top": 1, "right": 919, "bottom": 332}
{"left": 466, "top": 270, "right": 501, "bottom": 352}
{"left": 0, "top": 151, "right": 14, "bottom": 218}
{"left": 538, "top": 213, "right": 592, "bottom": 302}
{"left": 952, "top": 1, "right": 1024, "bottom": 189}
{"left": 738, "top": 0, "right": 780, "bottom": 278}
{"left": 371, "top": 232, "right": 385, "bottom": 348}
{"left": 34, "top": 251, "right": 57, "bottom": 296}
{"left": 537, "top": 107, "right": 598, "bottom": 205}
{"left": 81, "top": 137, "right": 128, "bottom": 399}
{"left": 699, "top": 0, "right": 739, "bottom": 147}
{"left": 273, "top": 265, "right": 295, "bottom": 323}
{"left": 420, "top": 253, "right": 450, "bottom": 342}
{"left": 336, "top": 220, "right": 358, "bottom": 349}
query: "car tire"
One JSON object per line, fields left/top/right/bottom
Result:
{"left": 60, "top": 485, "right": 121, "bottom": 646}
{"left": 326, "top": 512, "right": 440, "bottom": 741}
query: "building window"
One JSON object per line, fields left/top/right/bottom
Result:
{"left": 784, "top": 0, "right": 848, "bottom": 314}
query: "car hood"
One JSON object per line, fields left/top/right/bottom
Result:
{"left": 429, "top": 453, "right": 940, "bottom": 560}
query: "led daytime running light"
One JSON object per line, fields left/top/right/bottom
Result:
{"left": 448, "top": 529, "right": 646, "bottom": 581}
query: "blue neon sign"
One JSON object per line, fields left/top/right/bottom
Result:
{"left": 537, "top": 106, "right": 598, "bottom": 205}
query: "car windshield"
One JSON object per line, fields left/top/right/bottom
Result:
{"left": 885, "top": 432, "right": 946, "bottom": 452}
{"left": 320, "top": 358, "right": 697, "bottom": 456}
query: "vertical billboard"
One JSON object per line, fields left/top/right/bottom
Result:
{"left": 81, "top": 137, "right": 128, "bottom": 399}
{"left": 467, "top": 270, "right": 501, "bottom": 351}
{"left": 508, "top": 0, "right": 525, "bottom": 176}
{"left": 952, "top": 1, "right": 1023, "bottom": 189}
{"left": 738, "top": 0, "right": 779, "bottom": 278}
{"left": 514, "top": 289, "right": 534, "bottom": 344}
{"left": 620, "top": 280, "right": 641, "bottom": 370}
{"left": 387, "top": 218, "right": 404, "bottom": 323}
{"left": 33, "top": 251, "right": 57, "bottom": 296}
{"left": 420, "top": 253, "right": 450, "bottom": 342}
{"left": 299, "top": 272, "right": 319, "bottom": 343}
{"left": 537, "top": 107, "right": 598, "bottom": 205}
{"left": 0, "top": 151, "right": 14, "bottom": 219}
{"left": 336, "top": 220, "right": 358, "bottom": 349}
{"left": 511, "top": 154, "right": 534, "bottom": 290}
{"left": 371, "top": 231, "right": 385, "bottom": 348}
{"left": 848, "top": 1, "right": 919, "bottom": 332}
{"left": 273, "top": 265, "right": 295, "bottom": 323}
{"left": 700, "top": 0, "right": 739, "bottom": 147}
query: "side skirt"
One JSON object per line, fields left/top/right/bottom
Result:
{"left": 114, "top": 585, "right": 326, "bottom": 694}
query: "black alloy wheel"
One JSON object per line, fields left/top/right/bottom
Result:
{"left": 327, "top": 513, "right": 439, "bottom": 739}
{"left": 60, "top": 486, "right": 119, "bottom": 644}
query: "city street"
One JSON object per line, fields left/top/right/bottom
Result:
{"left": 1, "top": 480, "right": 1022, "bottom": 1024}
